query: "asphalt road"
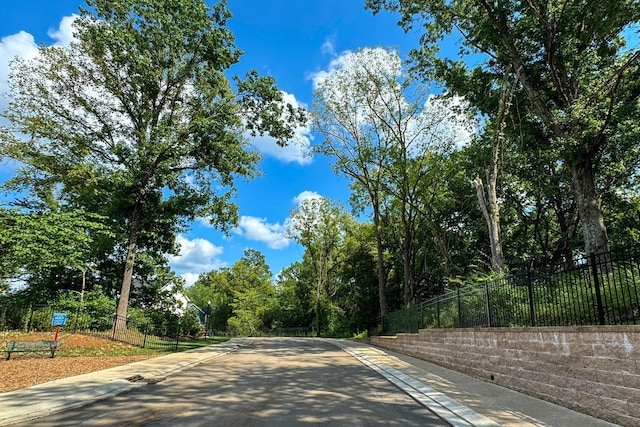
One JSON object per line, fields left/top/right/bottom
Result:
{"left": 21, "top": 338, "right": 450, "bottom": 426}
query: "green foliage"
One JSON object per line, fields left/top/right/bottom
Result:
{"left": 0, "top": 0, "right": 305, "bottom": 319}
{"left": 188, "top": 249, "right": 278, "bottom": 336}
{"left": 59, "top": 286, "right": 117, "bottom": 330}
{"left": 180, "top": 310, "right": 203, "bottom": 337}
{"left": 187, "top": 269, "right": 234, "bottom": 332}
{"left": 0, "top": 208, "right": 111, "bottom": 280}
{"left": 288, "top": 197, "right": 351, "bottom": 335}
{"left": 385, "top": 252, "right": 640, "bottom": 333}
{"left": 273, "top": 263, "right": 314, "bottom": 328}
{"left": 367, "top": 0, "right": 640, "bottom": 256}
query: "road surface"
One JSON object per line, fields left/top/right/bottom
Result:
{"left": 21, "top": 337, "right": 450, "bottom": 426}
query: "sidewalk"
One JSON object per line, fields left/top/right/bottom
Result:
{"left": 0, "top": 338, "right": 618, "bottom": 426}
{"left": 331, "top": 339, "right": 617, "bottom": 427}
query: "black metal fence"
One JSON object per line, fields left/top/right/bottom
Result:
{"left": 381, "top": 248, "right": 640, "bottom": 335}
{"left": 0, "top": 303, "right": 187, "bottom": 351}
{"left": 89, "top": 315, "right": 182, "bottom": 350}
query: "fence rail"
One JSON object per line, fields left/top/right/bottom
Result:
{"left": 89, "top": 315, "right": 182, "bottom": 350}
{"left": 0, "top": 303, "right": 185, "bottom": 350}
{"left": 381, "top": 248, "right": 640, "bottom": 335}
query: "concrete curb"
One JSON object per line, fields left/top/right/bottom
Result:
{"left": 328, "top": 339, "right": 500, "bottom": 427}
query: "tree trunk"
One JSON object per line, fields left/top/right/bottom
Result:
{"left": 473, "top": 70, "right": 512, "bottom": 271}
{"left": 398, "top": 183, "right": 415, "bottom": 306}
{"left": 402, "top": 223, "right": 414, "bottom": 306}
{"left": 572, "top": 159, "right": 609, "bottom": 255}
{"left": 316, "top": 275, "right": 321, "bottom": 337}
{"left": 372, "top": 200, "right": 387, "bottom": 318}
{"left": 114, "top": 202, "right": 143, "bottom": 330}
{"left": 474, "top": 176, "right": 505, "bottom": 270}
{"left": 432, "top": 223, "right": 451, "bottom": 277}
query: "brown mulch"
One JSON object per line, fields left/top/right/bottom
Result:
{"left": 0, "top": 333, "right": 157, "bottom": 394}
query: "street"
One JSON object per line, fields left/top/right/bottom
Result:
{"left": 20, "top": 338, "right": 449, "bottom": 426}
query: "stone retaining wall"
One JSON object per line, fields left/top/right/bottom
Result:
{"left": 367, "top": 326, "right": 640, "bottom": 426}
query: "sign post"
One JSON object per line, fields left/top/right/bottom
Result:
{"left": 51, "top": 313, "right": 68, "bottom": 341}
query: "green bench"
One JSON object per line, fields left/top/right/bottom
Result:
{"left": 5, "top": 340, "right": 62, "bottom": 360}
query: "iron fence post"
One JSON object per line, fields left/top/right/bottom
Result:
{"left": 485, "top": 282, "right": 492, "bottom": 327}
{"left": 143, "top": 324, "right": 148, "bottom": 348}
{"left": 457, "top": 289, "right": 462, "bottom": 328}
{"left": 436, "top": 297, "right": 441, "bottom": 328}
{"left": 419, "top": 301, "right": 424, "bottom": 330}
{"left": 111, "top": 314, "right": 117, "bottom": 340}
{"left": 175, "top": 318, "right": 180, "bottom": 351}
{"left": 527, "top": 272, "right": 536, "bottom": 327}
{"left": 590, "top": 252, "right": 606, "bottom": 325}
{"left": 27, "top": 304, "right": 34, "bottom": 332}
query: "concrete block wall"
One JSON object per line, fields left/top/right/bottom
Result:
{"left": 368, "top": 326, "right": 640, "bottom": 426}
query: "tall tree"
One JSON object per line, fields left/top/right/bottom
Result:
{"left": 226, "top": 249, "right": 276, "bottom": 335}
{"left": 312, "top": 48, "right": 394, "bottom": 317}
{"left": 288, "top": 197, "right": 348, "bottom": 335}
{"left": 1, "top": 0, "right": 304, "bottom": 322}
{"left": 334, "top": 221, "right": 380, "bottom": 334}
{"left": 274, "top": 262, "right": 313, "bottom": 328}
{"left": 367, "top": 0, "right": 640, "bottom": 255}
{"left": 313, "top": 47, "right": 475, "bottom": 308}
{"left": 472, "top": 70, "right": 516, "bottom": 270}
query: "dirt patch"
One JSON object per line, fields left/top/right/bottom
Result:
{"left": 0, "top": 355, "right": 154, "bottom": 393}
{"left": 0, "top": 332, "right": 158, "bottom": 393}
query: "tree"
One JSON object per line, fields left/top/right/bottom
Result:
{"left": 1, "top": 0, "right": 305, "bottom": 322}
{"left": 471, "top": 69, "right": 517, "bottom": 270}
{"left": 288, "top": 197, "right": 349, "bottom": 335}
{"left": 187, "top": 249, "right": 277, "bottom": 335}
{"left": 367, "top": 0, "right": 640, "bottom": 256}
{"left": 227, "top": 249, "right": 276, "bottom": 335}
{"left": 333, "top": 221, "right": 380, "bottom": 334}
{"left": 313, "top": 47, "right": 475, "bottom": 308}
{"left": 312, "top": 48, "right": 395, "bottom": 317}
{"left": 187, "top": 269, "right": 234, "bottom": 332}
{"left": 0, "top": 208, "right": 110, "bottom": 287}
{"left": 274, "top": 263, "right": 313, "bottom": 328}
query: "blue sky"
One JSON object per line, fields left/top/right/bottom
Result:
{"left": 0, "top": 1, "right": 426, "bottom": 285}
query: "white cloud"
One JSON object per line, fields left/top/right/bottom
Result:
{"left": 293, "top": 190, "right": 322, "bottom": 207}
{"left": 229, "top": 192, "right": 324, "bottom": 249}
{"left": 48, "top": 15, "right": 78, "bottom": 47}
{"left": 0, "top": 32, "right": 38, "bottom": 110}
{"left": 234, "top": 216, "right": 290, "bottom": 249}
{"left": 180, "top": 273, "right": 202, "bottom": 288}
{"left": 251, "top": 132, "right": 312, "bottom": 165}
{"left": 1, "top": 15, "right": 77, "bottom": 111}
{"left": 249, "top": 91, "right": 313, "bottom": 165}
{"left": 321, "top": 38, "right": 336, "bottom": 56}
{"left": 308, "top": 53, "right": 349, "bottom": 90}
{"left": 167, "top": 235, "right": 225, "bottom": 286}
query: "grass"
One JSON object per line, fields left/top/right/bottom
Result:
{"left": 0, "top": 331, "right": 230, "bottom": 357}
{"left": 175, "top": 336, "right": 229, "bottom": 352}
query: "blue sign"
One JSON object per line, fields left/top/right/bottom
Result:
{"left": 52, "top": 313, "right": 68, "bottom": 326}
